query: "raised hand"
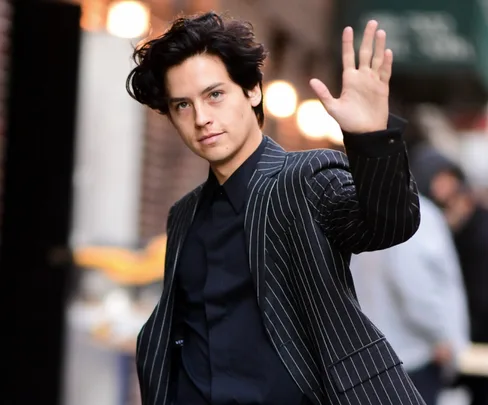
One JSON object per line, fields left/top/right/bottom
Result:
{"left": 310, "top": 20, "right": 392, "bottom": 134}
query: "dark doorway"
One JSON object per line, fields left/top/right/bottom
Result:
{"left": 0, "top": 1, "right": 81, "bottom": 403}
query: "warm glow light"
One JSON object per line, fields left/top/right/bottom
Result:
{"left": 81, "top": 0, "right": 107, "bottom": 31}
{"left": 264, "top": 80, "right": 297, "bottom": 118}
{"left": 106, "top": 1, "right": 150, "bottom": 39}
{"left": 296, "top": 99, "right": 343, "bottom": 144}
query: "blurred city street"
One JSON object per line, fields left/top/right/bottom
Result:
{"left": 1, "top": 1, "right": 487, "bottom": 404}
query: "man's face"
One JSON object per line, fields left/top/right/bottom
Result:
{"left": 165, "top": 54, "right": 262, "bottom": 172}
{"left": 430, "top": 171, "right": 461, "bottom": 207}
{"left": 430, "top": 170, "right": 472, "bottom": 229}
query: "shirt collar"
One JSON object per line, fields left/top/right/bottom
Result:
{"left": 206, "top": 136, "right": 267, "bottom": 213}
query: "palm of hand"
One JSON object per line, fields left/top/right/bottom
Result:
{"left": 334, "top": 68, "right": 390, "bottom": 133}
{"left": 310, "top": 21, "right": 392, "bottom": 134}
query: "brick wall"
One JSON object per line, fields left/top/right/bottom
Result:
{"left": 0, "top": 0, "right": 11, "bottom": 233}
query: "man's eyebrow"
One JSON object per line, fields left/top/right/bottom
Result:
{"left": 168, "top": 82, "right": 225, "bottom": 104}
{"left": 168, "top": 96, "right": 188, "bottom": 104}
{"left": 201, "top": 82, "right": 224, "bottom": 94}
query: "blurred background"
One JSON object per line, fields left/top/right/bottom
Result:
{"left": 0, "top": 0, "right": 487, "bottom": 404}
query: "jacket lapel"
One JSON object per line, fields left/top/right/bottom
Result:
{"left": 244, "top": 137, "right": 286, "bottom": 308}
{"left": 164, "top": 185, "right": 203, "bottom": 286}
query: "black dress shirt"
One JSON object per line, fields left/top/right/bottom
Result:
{"left": 174, "top": 137, "right": 306, "bottom": 405}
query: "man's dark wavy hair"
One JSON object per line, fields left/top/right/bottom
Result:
{"left": 126, "top": 11, "right": 267, "bottom": 127}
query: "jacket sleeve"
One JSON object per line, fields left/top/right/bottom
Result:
{"left": 305, "top": 114, "right": 420, "bottom": 253}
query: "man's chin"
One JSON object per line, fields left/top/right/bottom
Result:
{"left": 204, "top": 151, "right": 235, "bottom": 166}
{"left": 206, "top": 155, "right": 231, "bottom": 165}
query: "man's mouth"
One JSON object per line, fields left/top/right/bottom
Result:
{"left": 198, "top": 132, "right": 223, "bottom": 143}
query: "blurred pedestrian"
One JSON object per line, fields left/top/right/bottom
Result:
{"left": 351, "top": 195, "right": 470, "bottom": 405}
{"left": 411, "top": 145, "right": 488, "bottom": 405}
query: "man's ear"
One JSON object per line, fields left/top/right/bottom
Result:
{"left": 248, "top": 84, "right": 262, "bottom": 107}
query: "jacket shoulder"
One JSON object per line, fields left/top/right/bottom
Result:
{"left": 282, "top": 148, "right": 350, "bottom": 178}
{"left": 165, "top": 184, "right": 204, "bottom": 235}
{"left": 170, "top": 183, "right": 204, "bottom": 213}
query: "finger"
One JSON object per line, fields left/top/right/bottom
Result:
{"left": 379, "top": 49, "right": 393, "bottom": 83}
{"left": 342, "top": 26, "right": 355, "bottom": 70}
{"left": 309, "top": 78, "right": 335, "bottom": 109}
{"left": 371, "top": 29, "right": 386, "bottom": 71}
{"left": 359, "top": 20, "right": 378, "bottom": 69}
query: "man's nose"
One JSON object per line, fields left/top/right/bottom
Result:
{"left": 194, "top": 103, "right": 212, "bottom": 128}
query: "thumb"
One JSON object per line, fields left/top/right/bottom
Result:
{"left": 309, "top": 78, "right": 335, "bottom": 109}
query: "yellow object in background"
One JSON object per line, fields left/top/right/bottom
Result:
{"left": 73, "top": 234, "right": 167, "bottom": 285}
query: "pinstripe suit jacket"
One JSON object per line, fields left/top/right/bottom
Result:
{"left": 136, "top": 128, "right": 425, "bottom": 405}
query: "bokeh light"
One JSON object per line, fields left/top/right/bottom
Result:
{"left": 264, "top": 80, "right": 298, "bottom": 118}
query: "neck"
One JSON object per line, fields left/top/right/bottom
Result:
{"left": 211, "top": 129, "right": 263, "bottom": 185}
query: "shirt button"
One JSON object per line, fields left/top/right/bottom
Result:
{"left": 388, "top": 138, "right": 395, "bottom": 144}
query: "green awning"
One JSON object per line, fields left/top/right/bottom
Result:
{"left": 338, "top": 0, "right": 488, "bottom": 91}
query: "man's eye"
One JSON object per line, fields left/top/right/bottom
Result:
{"left": 175, "top": 101, "right": 190, "bottom": 110}
{"left": 209, "top": 91, "right": 222, "bottom": 99}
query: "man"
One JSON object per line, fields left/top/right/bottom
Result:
{"left": 410, "top": 145, "right": 488, "bottom": 405}
{"left": 126, "top": 11, "right": 422, "bottom": 405}
{"left": 350, "top": 194, "right": 470, "bottom": 405}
